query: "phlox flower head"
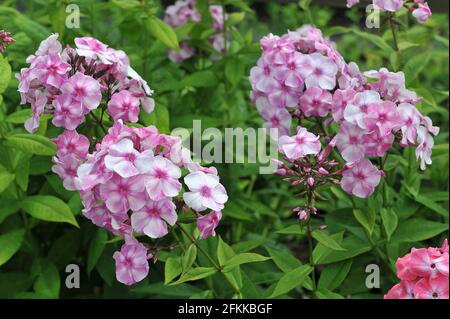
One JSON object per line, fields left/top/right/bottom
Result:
{"left": 385, "top": 240, "right": 449, "bottom": 299}
{"left": 19, "top": 34, "right": 155, "bottom": 133}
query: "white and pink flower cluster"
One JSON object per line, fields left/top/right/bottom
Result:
{"left": 164, "top": 0, "right": 227, "bottom": 63}
{"left": 251, "top": 26, "right": 439, "bottom": 199}
{"left": 385, "top": 240, "right": 449, "bottom": 299}
{"left": 16, "top": 34, "right": 155, "bottom": 133}
{"left": 0, "top": 30, "right": 15, "bottom": 53}
{"left": 346, "top": 0, "right": 432, "bottom": 24}
{"left": 52, "top": 120, "right": 227, "bottom": 285}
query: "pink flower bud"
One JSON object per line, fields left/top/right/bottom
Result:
{"left": 307, "top": 177, "right": 315, "bottom": 187}
{"left": 275, "top": 169, "right": 287, "bottom": 175}
{"left": 318, "top": 167, "right": 329, "bottom": 175}
{"left": 291, "top": 179, "right": 302, "bottom": 186}
{"left": 380, "top": 170, "right": 386, "bottom": 177}
{"left": 299, "top": 210, "right": 308, "bottom": 221}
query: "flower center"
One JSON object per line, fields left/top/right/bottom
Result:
{"left": 154, "top": 168, "right": 168, "bottom": 180}
{"left": 313, "top": 68, "right": 323, "bottom": 76}
{"left": 432, "top": 292, "right": 438, "bottom": 299}
{"left": 200, "top": 185, "right": 212, "bottom": 198}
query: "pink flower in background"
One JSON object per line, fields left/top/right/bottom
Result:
{"left": 0, "top": 30, "right": 15, "bottom": 52}
{"left": 299, "top": 87, "right": 332, "bottom": 117}
{"left": 99, "top": 174, "right": 146, "bottom": 213}
{"left": 409, "top": 248, "right": 449, "bottom": 279}
{"left": 210, "top": 5, "right": 226, "bottom": 31}
{"left": 415, "top": 126, "right": 434, "bottom": 170}
{"left": 113, "top": 236, "right": 149, "bottom": 286}
{"left": 413, "top": 2, "right": 432, "bottom": 24}
{"left": 131, "top": 198, "right": 178, "bottom": 238}
{"left": 341, "top": 159, "right": 381, "bottom": 198}
{"left": 104, "top": 138, "right": 154, "bottom": 178}
{"left": 384, "top": 280, "right": 417, "bottom": 299}
{"left": 168, "top": 43, "right": 196, "bottom": 63}
{"left": 278, "top": 127, "right": 321, "bottom": 160}
{"left": 52, "top": 94, "right": 85, "bottom": 130}
{"left": 52, "top": 154, "right": 82, "bottom": 191}
{"left": 363, "top": 101, "right": 401, "bottom": 136}
{"left": 53, "top": 130, "right": 90, "bottom": 159}
{"left": 143, "top": 156, "right": 182, "bottom": 201}
{"left": 346, "top": 0, "right": 360, "bottom": 8}
{"left": 61, "top": 72, "right": 102, "bottom": 111}
{"left": 183, "top": 171, "right": 228, "bottom": 212}
{"left": 108, "top": 90, "right": 141, "bottom": 123}
{"left": 398, "top": 103, "right": 421, "bottom": 146}
{"left": 396, "top": 253, "right": 418, "bottom": 281}
{"left": 385, "top": 240, "right": 449, "bottom": 299}
{"left": 336, "top": 122, "right": 368, "bottom": 162}
{"left": 413, "top": 277, "right": 449, "bottom": 299}
{"left": 197, "top": 211, "right": 222, "bottom": 239}
{"left": 299, "top": 53, "right": 338, "bottom": 90}
{"left": 373, "top": 0, "right": 404, "bottom": 12}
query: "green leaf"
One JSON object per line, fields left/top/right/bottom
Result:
{"left": 353, "top": 209, "right": 375, "bottom": 235}
{"left": 165, "top": 257, "right": 182, "bottom": 284}
{"left": 353, "top": 29, "right": 394, "bottom": 53}
{"left": 146, "top": 16, "right": 179, "bottom": 50}
{"left": 87, "top": 229, "right": 108, "bottom": 274}
{"left": 181, "top": 71, "right": 218, "bottom": 88}
{"left": 413, "top": 194, "right": 448, "bottom": 217}
{"left": 33, "top": 260, "right": 60, "bottom": 298}
{"left": 170, "top": 267, "right": 217, "bottom": 285}
{"left": 316, "top": 289, "right": 345, "bottom": 299}
{"left": 404, "top": 52, "right": 432, "bottom": 85}
{"left": 5, "top": 134, "right": 56, "bottom": 156}
{"left": 275, "top": 224, "right": 305, "bottom": 236}
{"left": 391, "top": 218, "right": 448, "bottom": 243}
{"left": 182, "top": 244, "right": 197, "bottom": 273}
{"left": 318, "top": 260, "right": 352, "bottom": 291}
{"left": 0, "top": 229, "right": 25, "bottom": 266}
{"left": 265, "top": 247, "right": 301, "bottom": 273}
{"left": 225, "top": 58, "right": 245, "bottom": 87}
{"left": 223, "top": 253, "right": 271, "bottom": 271}
{"left": 0, "top": 167, "right": 15, "bottom": 194}
{"left": 132, "top": 282, "right": 201, "bottom": 297}
{"left": 20, "top": 195, "right": 79, "bottom": 227}
{"left": 0, "top": 54, "right": 12, "bottom": 94}
{"left": 312, "top": 230, "right": 346, "bottom": 251}
{"left": 269, "top": 265, "right": 312, "bottom": 298}
{"left": 5, "top": 109, "right": 32, "bottom": 124}
{"left": 227, "top": 12, "right": 245, "bottom": 26}
{"left": 140, "top": 104, "right": 170, "bottom": 134}
{"left": 380, "top": 208, "right": 398, "bottom": 241}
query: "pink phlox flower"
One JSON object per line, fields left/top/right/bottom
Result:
{"left": 105, "top": 138, "right": 154, "bottom": 178}
{"left": 183, "top": 171, "right": 228, "bottom": 212}
{"left": 197, "top": 211, "right": 222, "bottom": 239}
{"left": 53, "top": 130, "right": 90, "bottom": 159}
{"left": 131, "top": 198, "right": 178, "bottom": 239}
{"left": 341, "top": 158, "right": 381, "bottom": 198}
{"left": 278, "top": 126, "right": 321, "bottom": 160}
{"left": 113, "top": 236, "right": 149, "bottom": 286}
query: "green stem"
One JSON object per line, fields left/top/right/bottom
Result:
{"left": 306, "top": 189, "right": 317, "bottom": 295}
{"left": 388, "top": 13, "right": 399, "bottom": 52}
{"left": 177, "top": 222, "right": 221, "bottom": 271}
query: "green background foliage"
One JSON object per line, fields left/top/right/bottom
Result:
{"left": 0, "top": 0, "right": 448, "bottom": 299}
